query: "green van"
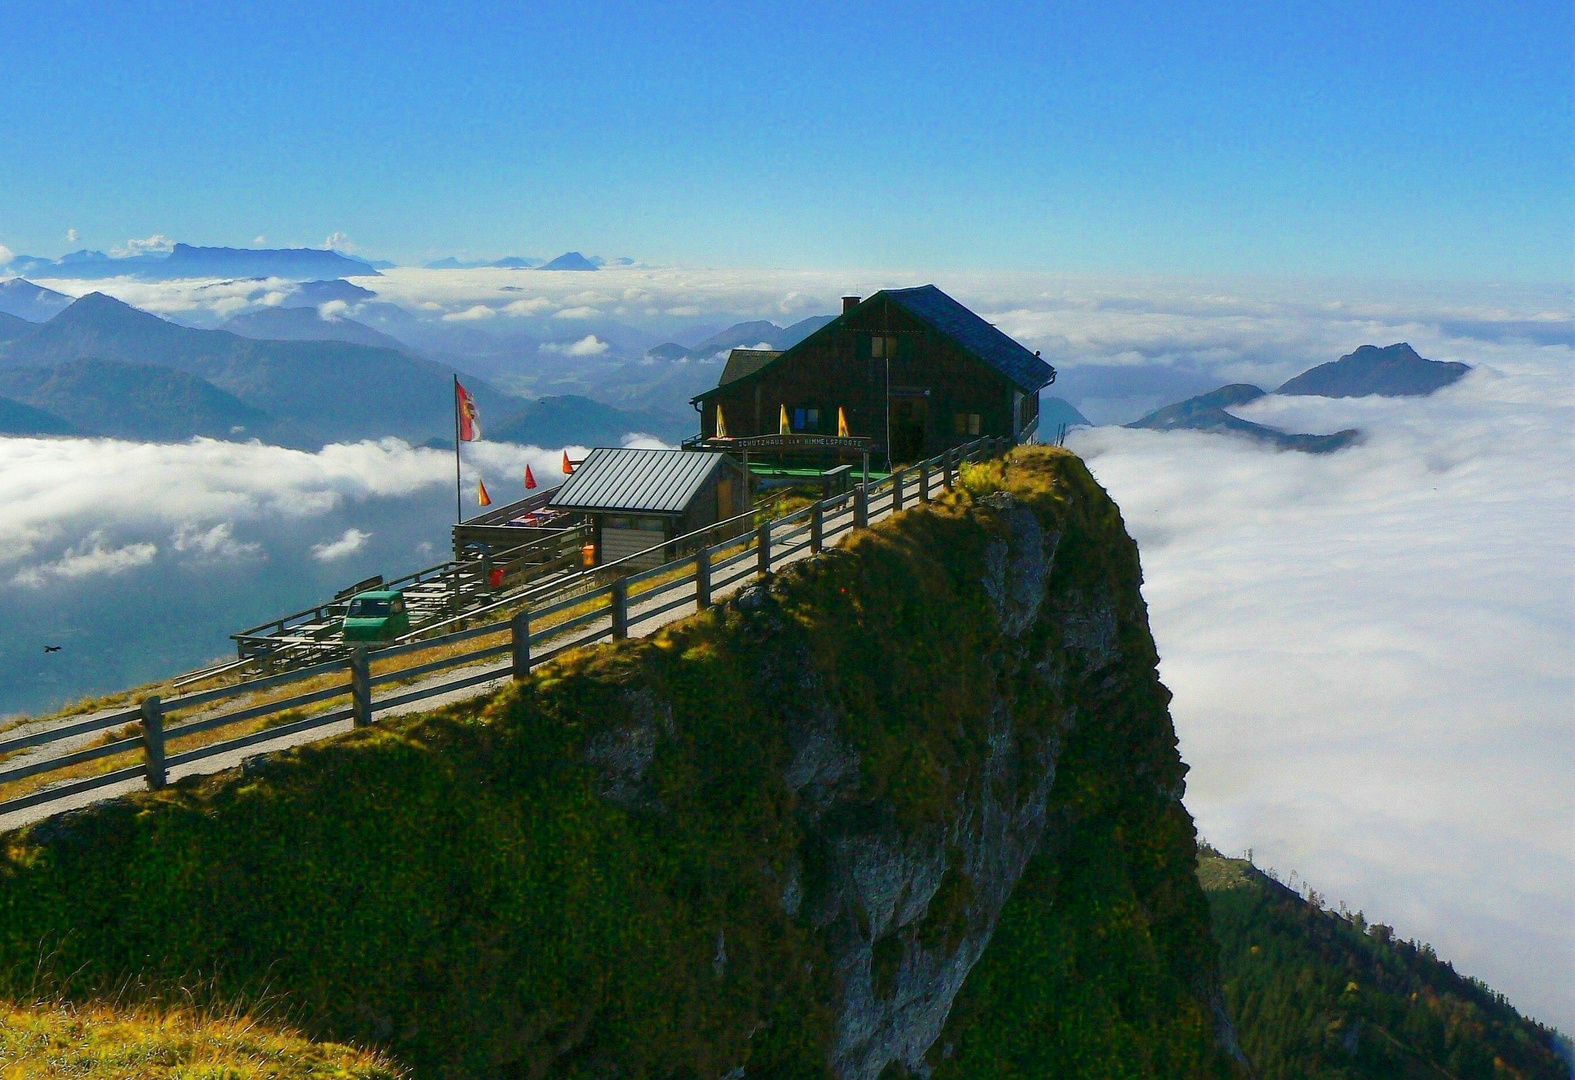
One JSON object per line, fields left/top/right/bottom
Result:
{"left": 342, "top": 590, "right": 410, "bottom": 642}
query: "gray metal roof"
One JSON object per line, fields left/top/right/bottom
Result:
{"left": 720, "top": 348, "right": 780, "bottom": 386}
{"left": 549, "top": 447, "right": 731, "bottom": 514}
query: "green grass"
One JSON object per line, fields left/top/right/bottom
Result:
{"left": 0, "top": 1000, "right": 403, "bottom": 1078}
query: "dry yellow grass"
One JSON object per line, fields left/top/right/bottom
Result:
{"left": 0, "top": 1000, "right": 404, "bottom": 1078}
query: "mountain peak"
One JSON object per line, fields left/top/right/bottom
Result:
{"left": 59, "top": 291, "right": 151, "bottom": 320}
{"left": 538, "top": 251, "right": 599, "bottom": 271}
{"left": 0, "top": 278, "right": 74, "bottom": 322}
{"left": 1278, "top": 342, "right": 1470, "bottom": 398}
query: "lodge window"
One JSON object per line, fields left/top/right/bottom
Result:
{"left": 792, "top": 406, "right": 821, "bottom": 431}
{"left": 953, "top": 412, "right": 982, "bottom": 436}
{"left": 870, "top": 335, "right": 898, "bottom": 359}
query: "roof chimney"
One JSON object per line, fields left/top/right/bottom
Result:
{"left": 842, "top": 295, "right": 861, "bottom": 314}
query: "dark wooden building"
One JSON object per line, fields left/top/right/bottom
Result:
{"left": 691, "top": 285, "right": 1056, "bottom": 462}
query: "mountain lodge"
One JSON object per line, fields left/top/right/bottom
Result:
{"left": 690, "top": 285, "right": 1055, "bottom": 462}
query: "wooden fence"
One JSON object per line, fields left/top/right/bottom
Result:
{"left": 0, "top": 437, "right": 1011, "bottom": 821}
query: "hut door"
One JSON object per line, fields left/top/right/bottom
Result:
{"left": 717, "top": 477, "right": 734, "bottom": 519}
{"left": 890, "top": 395, "right": 928, "bottom": 463}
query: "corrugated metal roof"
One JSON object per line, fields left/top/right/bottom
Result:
{"left": 883, "top": 285, "right": 1055, "bottom": 392}
{"left": 549, "top": 448, "right": 730, "bottom": 514}
{"left": 720, "top": 348, "right": 780, "bottom": 386}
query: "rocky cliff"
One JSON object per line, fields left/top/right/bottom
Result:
{"left": 0, "top": 447, "right": 1245, "bottom": 1078}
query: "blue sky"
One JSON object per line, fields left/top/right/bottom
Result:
{"left": 1, "top": 1, "right": 1570, "bottom": 280}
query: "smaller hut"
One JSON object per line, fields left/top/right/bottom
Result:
{"left": 550, "top": 447, "right": 748, "bottom": 568}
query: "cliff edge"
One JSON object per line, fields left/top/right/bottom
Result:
{"left": 0, "top": 447, "right": 1245, "bottom": 1078}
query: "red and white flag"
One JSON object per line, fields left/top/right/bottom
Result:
{"left": 455, "top": 380, "right": 481, "bottom": 441}
{"left": 524, "top": 464, "right": 537, "bottom": 490}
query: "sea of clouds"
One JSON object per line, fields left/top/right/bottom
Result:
{"left": 3, "top": 266, "right": 1570, "bottom": 1028}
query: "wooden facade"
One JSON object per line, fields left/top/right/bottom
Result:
{"left": 692, "top": 286, "right": 1055, "bottom": 462}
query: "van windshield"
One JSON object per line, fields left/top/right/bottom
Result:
{"left": 347, "top": 598, "right": 391, "bottom": 618}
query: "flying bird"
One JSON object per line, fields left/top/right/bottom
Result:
{"left": 43, "top": 645, "right": 61, "bottom": 653}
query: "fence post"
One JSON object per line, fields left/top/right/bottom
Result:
{"left": 919, "top": 459, "right": 930, "bottom": 503}
{"left": 140, "top": 695, "right": 166, "bottom": 791}
{"left": 350, "top": 646, "right": 372, "bottom": 727}
{"left": 944, "top": 449, "right": 955, "bottom": 490}
{"left": 510, "top": 608, "right": 531, "bottom": 679}
{"left": 810, "top": 501, "right": 824, "bottom": 553}
{"left": 892, "top": 468, "right": 905, "bottom": 511}
{"left": 757, "top": 521, "right": 772, "bottom": 577}
{"left": 696, "top": 547, "right": 712, "bottom": 609}
{"left": 611, "top": 577, "right": 629, "bottom": 640}
{"left": 854, "top": 484, "right": 868, "bottom": 529}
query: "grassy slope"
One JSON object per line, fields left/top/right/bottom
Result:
{"left": 1198, "top": 850, "right": 1570, "bottom": 1080}
{"left": 0, "top": 449, "right": 1234, "bottom": 1078}
{"left": 0, "top": 1001, "right": 401, "bottom": 1078}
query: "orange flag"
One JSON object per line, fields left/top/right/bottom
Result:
{"left": 524, "top": 464, "right": 537, "bottom": 490}
{"left": 478, "top": 479, "right": 492, "bottom": 507}
{"left": 837, "top": 406, "right": 850, "bottom": 438}
{"left": 562, "top": 451, "right": 575, "bottom": 475}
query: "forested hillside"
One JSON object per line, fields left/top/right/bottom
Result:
{"left": 1199, "top": 849, "right": 1570, "bottom": 1079}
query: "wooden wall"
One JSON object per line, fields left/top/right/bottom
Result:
{"left": 699, "top": 296, "right": 1019, "bottom": 459}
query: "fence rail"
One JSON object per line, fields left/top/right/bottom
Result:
{"left": 0, "top": 437, "right": 1012, "bottom": 822}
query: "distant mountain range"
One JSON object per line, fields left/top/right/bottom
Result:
{"left": 650, "top": 315, "right": 837, "bottom": 361}
{"left": 1128, "top": 384, "right": 1360, "bottom": 453}
{"left": 0, "top": 278, "right": 74, "bottom": 321}
{"left": 1277, "top": 342, "right": 1469, "bottom": 397}
{"left": 0, "top": 292, "right": 517, "bottom": 446}
{"left": 222, "top": 305, "right": 413, "bottom": 353}
{"left": 486, "top": 394, "right": 671, "bottom": 447}
{"left": 0, "top": 291, "right": 679, "bottom": 448}
{"left": 425, "top": 256, "right": 545, "bottom": 269}
{"left": 3, "top": 244, "right": 379, "bottom": 282}
{"left": 1126, "top": 343, "right": 1468, "bottom": 452}
{"left": 289, "top": 279, "right": 379, "bottom": 306}
{"left": 0, "top": 358, "right": 269, "bottom": 441}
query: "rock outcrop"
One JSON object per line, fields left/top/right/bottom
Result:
{"left": 0, "top": 448, "right": 1244, "bottom": 1078}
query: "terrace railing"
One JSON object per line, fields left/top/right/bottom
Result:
{"left": 0, "top": 437, "right": 1011, "bottom": 823}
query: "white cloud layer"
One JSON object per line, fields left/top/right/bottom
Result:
{"left": 1069, "top": 348, "right": 1574, "bottom": 1029}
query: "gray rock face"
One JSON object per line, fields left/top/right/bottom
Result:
{"left": 790, "top": 495, "right": 1070, "bottom": 1080}
{"left": 575, "top": 493, "right": 1140, "bottom": 1078}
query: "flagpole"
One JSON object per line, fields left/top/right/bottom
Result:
{"left": 453, "top": 375, "right": 462, "bottom": 524}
